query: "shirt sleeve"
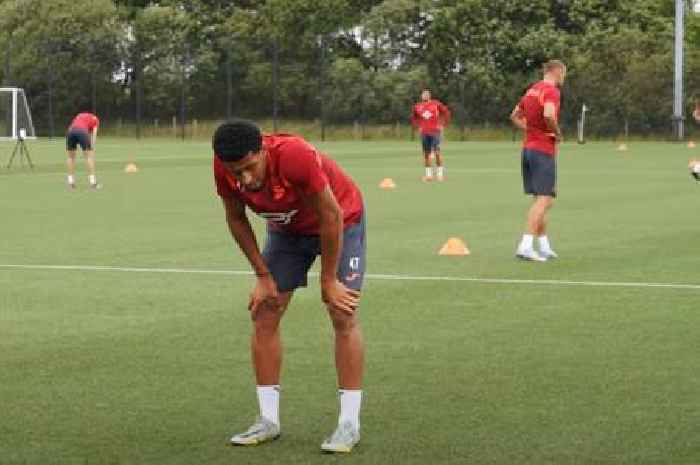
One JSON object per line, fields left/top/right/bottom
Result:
{"left": 92, "top": 115, "right": 100, "bottom": 129}
{"left": 278, "top": 139, "right": 329, "bottom": 197}
{"left": 410, "top": 105, "right": 418, "bottom": 126}
{"left": 439, "top": 102, "right": 451, "bottom": 125}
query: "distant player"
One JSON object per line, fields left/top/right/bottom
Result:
{"left": 510, "top": 60, "right": 566, "bottom": 261}
{"left": 411, "top": 89, "right": 451, "bottom": 181}
{"left": 213, "top": 120, "right": 366, "bottom": 453}
{"left": 691, "top": 104, "right": 700, "bottom": 180}
{"left": 65, "top": 112, "right": 100, "bottom": 189}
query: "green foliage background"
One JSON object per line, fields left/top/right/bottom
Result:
{"left": 1, "top": 0, "right": 700, "bottom": 137}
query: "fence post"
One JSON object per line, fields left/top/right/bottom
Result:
{"left": 272, "top": 38, "right": 279, "bottom": 132}
{"left": 172, "top": 116, "right": 177, "bottom": 137}
{"left": 226, "top": 48, "right": 233, "bottom": 119}
{"left": 319, "top": 35, "right": 326, "bottom": 142}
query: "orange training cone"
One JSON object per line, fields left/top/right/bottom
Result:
{"left": 379, "top": 178, "right": 396, "bottom": 189}
{"left": 688, "top": 141, "right": 696, "bottom": 149}
{"left": 124, "top": 162, "right": 139, "bottom": 173}
{"left": 438, "top": 237, "right": 470, "bottom": 256}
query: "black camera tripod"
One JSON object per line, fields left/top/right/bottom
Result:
{"left": 6, "top": 137, "right": 33, "bottom": 169}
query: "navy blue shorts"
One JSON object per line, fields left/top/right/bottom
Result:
{"left": 262, "top": 213, "right": 367, "bottom": 293}
{"left": 421, "top": 133, "right": 441, "bottom": 153}
{"left": 66, "top": 128, "right": 92, "bottom": 151}
{"left": 522, "top": 149, "right": 557, "bottom": 197}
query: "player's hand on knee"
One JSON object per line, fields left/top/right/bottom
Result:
{"left": 248, "top": 274, "right": 279, "bottom": 317}
{"left": 322, "top": 280, "right": 360, "bottom": 315}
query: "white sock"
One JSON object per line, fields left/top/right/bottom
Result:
{"left": 256, "top": 385, "right": 280, "bottom": 426}
{"left": 437, "top": 166, "right": 444, "bottom": 177}
{"left": 425, "top": 167, "right": 433, "bottom": 177}
{"left": 538, "top": 235, "right": 552, "bottom": 252}
{"left": 519, "top": 234, "right": 534, "bottom": 251}
{"left": 88, "top": 174, "right": 97, "bottom": 185}
{"left": 67, "top": 174, "right": 75, "bottom": 184}
{"left": 338, "top": 389, "right": 362, "bottom": 430}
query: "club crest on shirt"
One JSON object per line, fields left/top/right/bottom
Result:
{"left": 259, "top": 210, "right": 299, "bottom": 225}
{"left": 271, "top": 185, "right": 286, "bottom": 200}
{"left": 421, "top": 110, "right": 433, "bottom": 120}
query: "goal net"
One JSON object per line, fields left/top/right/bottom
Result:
{"left": 0, "top": 87, "right": 36, "bottom": 140}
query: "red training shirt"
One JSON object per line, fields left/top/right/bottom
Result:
{"left": 69, "top": 113, "right": 100, "bottom": 132}
{"left": 411, "top": 100, "right": 451, "bottom": 135}
{"left": 517, "top": 81, "right": 561, "bottom": 156}
{"left": 214, "top": 134, "right": 364, "bottom": 235}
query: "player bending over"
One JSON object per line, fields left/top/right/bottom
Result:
{"left": 213, "top": 120, "right": 366, "bottom": 453}
{"left": 510, "top": 60, "right": 566, "bottom": 261}
{"left": 65, "top": 112, "right": 100, "bottom": 189}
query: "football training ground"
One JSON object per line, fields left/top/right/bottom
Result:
{"left": 1, "top": 139, "right": 698, "bottom": 465}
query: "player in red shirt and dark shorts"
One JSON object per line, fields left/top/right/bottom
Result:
{"left": 510, "top": 60, "right": 566, "bottom": 261}
{"left": 65, "top": 112, "right": 100, "bottom": 189}
{"left": 411, "top": 89, "right": 451, "bottom": 181}
{"left": 213, "top": 120, "right": 365, "bottom": 453}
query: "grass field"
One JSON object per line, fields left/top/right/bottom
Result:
{"left": 1, "top": 138, "right": 699, "bottom": 465}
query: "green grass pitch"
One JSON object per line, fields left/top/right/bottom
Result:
{"left": 1, "top": 138, "right": 699, "bottom": 465}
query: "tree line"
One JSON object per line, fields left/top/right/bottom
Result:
{"left": 1, "top": 0, "right": 700, "bottom": 139}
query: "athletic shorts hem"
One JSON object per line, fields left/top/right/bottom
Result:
{"left": 522, "top": 148, "right": 557, "bottom": 198}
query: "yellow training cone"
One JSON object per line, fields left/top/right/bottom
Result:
{"left": 124, "top": 162, "right": 139, "bottom": 173}
{"left": 617, "top": 143, "right": 628, "bottom": 152}
{"left": 688, "top": 141, "right": 696, "bottom": 149}
{"left": 379, "top": 178, "right": 396, "bottom": 189}
{"left": 438, "top": 237, "right": 470, "bottom": 256}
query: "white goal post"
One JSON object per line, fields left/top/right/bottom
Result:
{"left": 0, "top": 87, "right": 36, "bottom": 140}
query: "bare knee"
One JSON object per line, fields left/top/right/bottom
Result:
{"left": 328, "top": 308, "right": 359, "bottom": 335}
{"left": 253, "top": 305, "right": 285, "bottom": 336}
{"left": 537, "top": 196, "right": 554, "bottom": 209}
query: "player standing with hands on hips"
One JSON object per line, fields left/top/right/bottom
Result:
{"left": 212, "top": 120, "right": 366, "bottom": 453}
{"left": 510, "top": 60, "right": 566, "bottom": 261}
{"left": 411, "top": 89, "right": 451, "bottom": 182}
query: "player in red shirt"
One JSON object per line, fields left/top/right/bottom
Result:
{"left": 510, "top": 60, "right": 566, "bottom": 261}
{"left": 65, "top": 112, "right": 100, "bottom": 189}
{"left": 213, "top": 120, "right": 365, "bottom": 453}
{"left": 411, "top": 89, "right": 451, "bottom": 181}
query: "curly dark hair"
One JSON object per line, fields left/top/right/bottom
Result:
{"left": 212, "top": 119, "right": 262, "bottom": 162}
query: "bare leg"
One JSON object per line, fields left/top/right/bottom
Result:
{"left": 66, "top": 150, "right": 77, "bottom": 180}
{"left": 328, "top": 304, "right": 364, "bottom": 390}
{"left": 435, "top": 149, "right": 445, "bottom": 180}
{"left": 526, "top": 195, "right": 554, "bottom": 236}
{"left": 85, "top": 150, "right": 96, "bottom": 176}
{"left": 422, "top": 151, "right": 434, "bottom": 181}
{"left": 83, "top": 149, "right": 98, "bottom": 186}
{"left": 434, "top": 150, "right": 443, "bottom": 167}
{"left": 251, "top": 291, "right": 293, "bottom": 385}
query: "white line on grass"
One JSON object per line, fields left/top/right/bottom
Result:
{"left": 1, "top": 263, "right": 699, "bottom": 291}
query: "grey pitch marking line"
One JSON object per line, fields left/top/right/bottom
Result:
{"left": 1, "top": 263, "right": 700, "bottom": 291}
